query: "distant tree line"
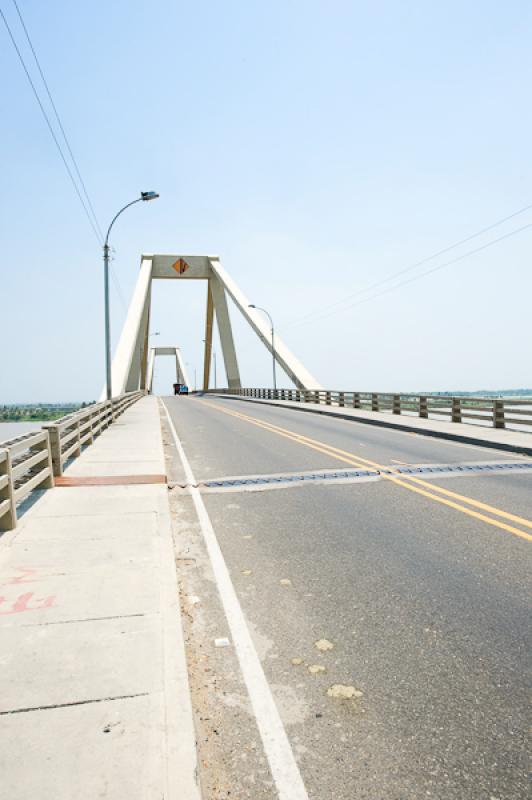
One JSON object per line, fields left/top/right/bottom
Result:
{"left": 423, "top": 389, "right": 532, "bottom": 398}
{"left": 0, "top": 401, "right": 96, "bottom": 422}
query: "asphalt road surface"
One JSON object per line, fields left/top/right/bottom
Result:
{"left": 162, "top": 394, "right": 531, "bottom": 800}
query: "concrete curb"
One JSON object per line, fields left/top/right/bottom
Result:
{"left": 209, "top": 394, "right": 532, "bottom": 458}
{"left": 156, "top": 488, "right": 201, "bottom": 800}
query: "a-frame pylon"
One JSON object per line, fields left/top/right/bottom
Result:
{"left": 102, "top": 254, "right": 321, "bottom": 398}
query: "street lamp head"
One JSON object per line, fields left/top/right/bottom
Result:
{"left": 141, "top": 191, "right": 159, "bottom": 201}
{"left": 248, "top": 304, "right": 256, "bottom": 308}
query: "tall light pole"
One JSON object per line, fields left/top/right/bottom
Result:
{"left": 249, "top": 304, "right": 276, "bottom": 391}
{"left": 103, "top": 191, "right": 159, "bottom": 400}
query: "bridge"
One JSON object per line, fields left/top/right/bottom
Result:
{"left": 1, "top": 255, "right": 531, "bottom": 800}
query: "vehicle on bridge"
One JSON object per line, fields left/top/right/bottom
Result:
{"left": 173, "top": 382, "right": 189, "bottom": 395}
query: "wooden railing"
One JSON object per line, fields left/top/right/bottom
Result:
{"left": 0, "top": 391, "right": 145, "bottom": 531}
{"left": 209, "top": 389, "right": 532, "bottom": 432}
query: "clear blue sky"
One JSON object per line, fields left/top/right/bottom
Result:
{"left": 2, "top": 0, "right": 531, "bottom": 402}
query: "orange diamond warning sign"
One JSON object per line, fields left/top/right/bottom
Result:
{"left": 171, "top": 258, "right": 190, "bottom": 275}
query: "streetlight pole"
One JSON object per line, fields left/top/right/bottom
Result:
{"left": 103, "top": 191, "right": 159, "bottom": 400}
{"left": 249, "top": 304, "right": 276, "bottom": 391}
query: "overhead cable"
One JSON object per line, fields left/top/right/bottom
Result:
{"left": 0, "top": 6, "right": 102, "bottom": 245}
{"left": 287, "top": 200, "right": 532, "bottom": 329}
{"left": 2, "top": 4, "right": 127, "bottom": 311}
{"left": 289, "top": 221, "right": 532, "bottom": 328}
{"left": 11, "top": 0, "right": 104, "bottom": 241}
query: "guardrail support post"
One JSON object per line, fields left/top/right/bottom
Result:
{"left": 393, "top": 394, "right": 401, "bottom": 415}
{"left": 0, "top": 448, "right": 16, "bottom": 532}
{"left": 75, "top": 420, "right": 82, "bottom": 459}
{"left": 451, "top": 397, "right": 462, "bottom": 423}
{"left": 44, "top": 424, "right": 63, "bottom": 477}
{"left": 88, "top": 408, "right": 95, "bottom": 444}
{"left": 33, "top": 431, "right": 54, "bottom": 489}
{"left": 339, "top": 392, "right": 345, "bottom": 407}
{"left": 325, "top": 391, "right": 331, "bottom": 406}
{"left": 493, "top": 399, "right": 505, "bottom": 429}
{"left": 419, "top": 396, "right": 428, "bottom": 418}
{"left": 371, "top": 393, "right": 379, "bottom": 412}
{"left": 353, "top": 392, "right": 360, "bottom": 409}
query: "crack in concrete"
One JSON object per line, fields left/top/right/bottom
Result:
{"left": 0, "top": 692, "right": 150, "bottom": 716}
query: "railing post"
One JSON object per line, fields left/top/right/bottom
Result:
{"left": 325, "top": 391, "right": 331, "bottom": 406}
{"left": 339, "top": 392, "right": 345, "bottom": 407}
{"left": 393, "top": 394, "right": 401, "bottom": 415}
{"left": 87, "top": 408, "right": 95, "bottom": 444}
{"left": 451, "top": 397, "right": 462, "bottom": 423}
{"left": 75, "top": 420, "right": 82, "bottom": 458}
{"left": 353, "top": 392, "right": 360, "bottom": 409}
{"left": 0, "top": 448, "right": 16, "bottom": 532}
{"left": 371, "top": 393, "right": 379, "bottom": 412}
{"left": 44, "top": 423, "right": 63, "bottom": 477}
{"left": 419, "top": 396, "right": 428, "bottom": 418}
{"left": 493, "top": 399, "right": 505, "bottom": 429}
{"left": 34, "top": 431, "right": 54, "bottom": 489}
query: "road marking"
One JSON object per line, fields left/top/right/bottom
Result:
{"left": 201, "top": 400, "right": 532, "bottom": 543}
{"left": 237, "top": 414, "right": 532, "bottom": 530}
{"left": 161, "top": 401, "right": 309, "bottom": 800}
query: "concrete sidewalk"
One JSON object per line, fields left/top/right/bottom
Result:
{"left": 0, "top": 397, "right": 200, "bottom": 800}
{"left": 213, "top": 394, "right": 532, "bottom": 456}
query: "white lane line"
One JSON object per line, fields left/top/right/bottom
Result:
{"left": 162, "top": 401, "right": 309, "bottom": 800}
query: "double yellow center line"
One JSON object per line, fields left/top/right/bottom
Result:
{"left": 201, "top": 400, "right": 532, "bottom": 543}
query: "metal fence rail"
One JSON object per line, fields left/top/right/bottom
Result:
{"left": 0, "top": 391, "right": 145, "bottom": 531}
{"left": 210, "top": 389, "right": 532, "bottom": 432}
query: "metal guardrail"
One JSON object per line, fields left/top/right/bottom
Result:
{"left": 210, "top": 389, "right": 532, "bottom": 431}
{"left": 0, "top": 391, "right": 145, "bottom": 532}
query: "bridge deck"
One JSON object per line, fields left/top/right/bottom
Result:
{"left": 0, "top": 397, "right": 199, "bottom": 800}
{"left": 215, "top": 393, "right": 532, "bottom": 455}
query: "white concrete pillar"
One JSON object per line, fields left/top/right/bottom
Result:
{"left": 210, "top": 275, "right": 241, "bottom": 390}
{"left": 101, "top": 257, "right": 153, "bottom": 399}
{"left": 209, "top": 257, "right": 322, "bottom": 390}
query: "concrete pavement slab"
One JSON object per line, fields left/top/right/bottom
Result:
{"left": 0, "top": 615, "right": 161, "bottom": 712}
{"left": 11, "top": 511, "right": 157, "bottom": 541}
{"left": 0, "top": 534, "right": 159, "bottom": 571}
{"left": 27, "top": 484, "right": 165, "bottom": 517}
{"left": 0, "top": 567, "right": 160, "bottom": 627}
{"left": 0, "top": 694, "right": 164, "bottom": 800}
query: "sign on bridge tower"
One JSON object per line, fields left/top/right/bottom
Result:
{"left": 104, "top": 254, "right": 321, "bottom": 397}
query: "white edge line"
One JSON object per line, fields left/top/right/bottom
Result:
{"left": 161, "top": 400, "right": 309, "bottom": 800}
